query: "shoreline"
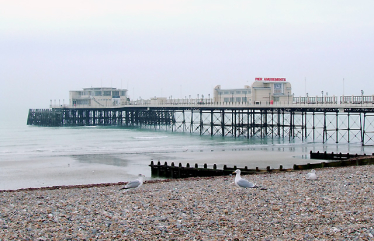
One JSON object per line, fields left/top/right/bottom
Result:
{"left": 0, "top": 148, "right": 310, "bottom": 191}
{"left": 2, "top": 155, "right": 372, "bottom": 193}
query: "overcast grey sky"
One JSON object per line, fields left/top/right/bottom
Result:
{"left": 1, "top": 1, "right": 374, "bottom": 117}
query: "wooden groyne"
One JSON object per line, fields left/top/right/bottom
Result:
{"left": 149, "top": 161, "right": 290, "bottom": 179}
{"left": 309, "top": 151, "right": 373, "bottom": 160}
{"left": 150, "top": 154, "right": 374, "bottom": 178}
{"left": 294, "top": 153, "right": 374, "bottom": 170}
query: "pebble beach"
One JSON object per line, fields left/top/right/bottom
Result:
{"left": 1, "top": 165, "right": 374, "bottom": 240}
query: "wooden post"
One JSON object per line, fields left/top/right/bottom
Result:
{"left": 178, "top": 163, "right": 182, "bottom": 178}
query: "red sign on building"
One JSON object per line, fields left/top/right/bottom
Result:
{"left": 255, "top": 77, "right": 286, "bottom": 82}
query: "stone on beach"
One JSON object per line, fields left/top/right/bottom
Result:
{"left": 1, "top": 165, "right": 374, "bottom": 240}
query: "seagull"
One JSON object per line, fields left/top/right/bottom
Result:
{"left": 233, "top": 169, "right": 257, "bottom": 188}
{"left": 306, "top": 169, "right": 317, "bottom": 180}
{"left": 120, "top": 174, "right": 145, "bottom": 190}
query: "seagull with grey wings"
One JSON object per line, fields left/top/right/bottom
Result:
{"left": 120, "top": 174, "right": 145, "bottom": 190}
{"left": 233, "top": 169, "right": 257, "bottom": 188}
{"left": 306, "top": 169, "right": 317, "bottom": 180}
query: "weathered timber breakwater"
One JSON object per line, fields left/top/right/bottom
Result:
{"left": 1, "top": 165, "right": 374, "bottom": 240}
{"left": 150, "top": 152, "right": 374, "bottom": 178}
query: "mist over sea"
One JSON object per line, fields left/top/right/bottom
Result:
{"left": 0, "top": 114, "right": 372, "bottom": 190}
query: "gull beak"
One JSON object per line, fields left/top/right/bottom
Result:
{"left": 232, "top": 172, "right": 236, "bottom": 174}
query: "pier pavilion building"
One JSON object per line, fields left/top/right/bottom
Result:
{"left": 69, "top": 87, "right": 128, "bottom": 107}
{"left": 213, "top": 78, "right": 292, "bottom": 105}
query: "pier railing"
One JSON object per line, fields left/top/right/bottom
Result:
{"left": 50, "top": 101, "right": 374, "bottom": 109}
{"left": 50, "top": 95, "right": 374, "bottom": 109}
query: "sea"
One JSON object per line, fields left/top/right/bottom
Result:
{"left": 1, "top": 113, "right": 373, "bottom": 190}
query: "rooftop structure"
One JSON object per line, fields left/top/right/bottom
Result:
{"left": 213, "top": 78, "right": 292, "bottom": 105}
{"left": 69, "top": 87, "right": 128, "bottom": 107}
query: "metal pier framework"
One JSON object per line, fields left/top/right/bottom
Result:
{"left": 27, "top": 106, "right": 374, "bottom": 145}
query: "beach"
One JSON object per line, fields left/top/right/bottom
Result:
{"left": 1, "top": 165, "right": 373, "bottom": 240}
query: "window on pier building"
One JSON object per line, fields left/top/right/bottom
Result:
{"left": 236, "top": 97, "right": 241, "bottom": 102}
{"left": 112, "top": 91, "right": 119, "bottom": 97}
{"left": 273, "top": 83, "right": 283, "bottom": 94}
{"left": 77, "top": 99, "right": 90, "bottom": 105}
{"left": 103, "top": 91, "right": 111, "bottom": 96}
{"left": 224, "top": 97, "right": 229, "bottom": 102}
{"left": 94, "top": 91, "right": 101, "bottom": 96}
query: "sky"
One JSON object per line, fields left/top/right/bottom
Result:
{"left": 1, "top": 0, "right": 374, "bottom": 118}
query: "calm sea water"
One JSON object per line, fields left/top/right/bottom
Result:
{"left": 1, "top": 115, "right": 372, "bottom": 190}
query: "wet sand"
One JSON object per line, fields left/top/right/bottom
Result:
{"left": 0, "top": 149, "right": 314, "bottom": 191}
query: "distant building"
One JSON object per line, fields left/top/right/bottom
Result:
{"left": 69, "top": 87, "right": 128, "bottom": 107}
{"left": 213, "top": 78, "right": 292, "bottom": 104}
{"left": 150, "top": 97, "right": 167, "bottom": 105}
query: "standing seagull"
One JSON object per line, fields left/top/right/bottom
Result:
{"left": 306, "top": 169, "right": 317, "bottom": 180}
{"left": 233, "top": 169, "right": 257, "bottom": 188}
{"left": 120, "top": 174, "right": 145, "bottom": 190}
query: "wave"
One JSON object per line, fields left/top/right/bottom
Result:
{"left": 133, "top": 136, "right": 169, "bottom": 140}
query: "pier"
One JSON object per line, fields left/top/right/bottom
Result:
{"left": 27, "top": 103, "right": 374, "bottom": 145}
